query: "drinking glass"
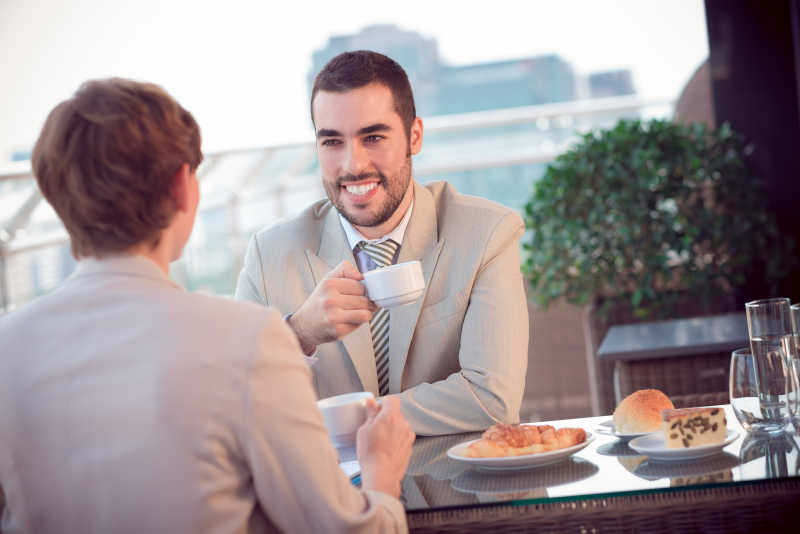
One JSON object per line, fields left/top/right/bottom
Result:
{"left": 782, "top": 302, "right": 800, "bottom": 429}
{"left": 791, "top": 303, "right": 800, "bottom": 334}
{"left": 730, "top": 347, "right": 788, "bottom": 434}
{"left": 745, "top": 298, "right": 793, "bottom": 431}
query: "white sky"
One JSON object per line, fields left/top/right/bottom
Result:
{"left": 0, "top": 0, "right": 708, "bottom": 160}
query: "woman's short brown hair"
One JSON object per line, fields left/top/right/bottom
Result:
{"left": 32, "top": 78, "right": 202, "bottom": 258}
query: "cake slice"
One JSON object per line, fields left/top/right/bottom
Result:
{"left": 662, "top": 407, "right": 727, "bottom": 449}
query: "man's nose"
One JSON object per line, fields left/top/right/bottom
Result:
{"left": 342, "top": 142, "right": 368, "bottom": 175}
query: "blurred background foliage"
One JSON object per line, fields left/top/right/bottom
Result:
{"left": 523, "top": 119, "right": 797, "bottom": 319}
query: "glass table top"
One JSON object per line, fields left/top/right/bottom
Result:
{"left": 400, "top": 405, "right": 800, "bottom": 511}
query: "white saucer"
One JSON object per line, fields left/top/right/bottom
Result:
{"left": 629, "top": 430, "right": 739, "bottom": 462}
{"left": 447, "top": 431, "right": 594, "bottom": 471}
{"left": 595, "top": 419, "right": 652, "bottom": 440}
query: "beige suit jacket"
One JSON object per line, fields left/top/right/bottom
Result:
{"left": 0, "top": 256, "right": 405, "bottom": 534}
{"left": 236, "top": 180, "right": 529, "bottom": 435}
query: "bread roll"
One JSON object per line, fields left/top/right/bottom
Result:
{"left": 612, "top": 389, "right": 674, "bottom": 433}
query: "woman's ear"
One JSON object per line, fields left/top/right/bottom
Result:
{"left": 171, "top": 163, "right": 192, "bottom": 212}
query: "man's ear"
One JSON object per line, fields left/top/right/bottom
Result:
{"left": 409, "top": 117, "right": 423, "bottom": 156}
{"left": 171, "top": 163, "right": 192, "bottom": 212}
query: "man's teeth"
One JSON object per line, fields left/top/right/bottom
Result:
{"left": 345, "top": 183, "right": 377, "bottom": 195}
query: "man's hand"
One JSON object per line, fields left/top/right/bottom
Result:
{"left": 288, "top": 260, "right": 376, "bottom": 355}
{"left": 356, "top": 397, "right": 415, "bottom": 498}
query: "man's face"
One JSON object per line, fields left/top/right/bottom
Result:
{"left": 313, "top": 82, "right": 422, "bottom": 237}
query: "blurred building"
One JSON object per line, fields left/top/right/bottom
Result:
{"left": 587, "top": 69, "right": 636, "bottom": 99}
{"left": 308, "top": 24, "right": 441, "bottom": 117}
{"left": 309, "top": 24, "right": 634, "bottom": 116}
{"left": 11, "top": 150, "right": 31, "bottom": 162}
{"left": 435, "top": 55, "right": 577, "bottom": 114}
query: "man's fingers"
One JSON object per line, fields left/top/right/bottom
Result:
{"left": 328, "top": 278, "right": 368, "bottom": 297}
{"left": 332, "top": 308, "right": 373, "bottom": 326}
{"left": 329, "top": 260, "right": 364, "bottom": 281}
{"left": 335, "top": 294, "right": 374, "bottom": 311}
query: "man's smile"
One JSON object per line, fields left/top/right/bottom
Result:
{"left": 343, "top": 182, "right": 378, "bottom": 195}
{"left": 338, "top": 175, "right": 385, "bottom": 205}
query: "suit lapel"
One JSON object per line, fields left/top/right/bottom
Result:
{"left": 390, "top": 181, "right": 445, "bottom": 393}
{"left": 307, "top": 206, "right": 378, "bottom": 394}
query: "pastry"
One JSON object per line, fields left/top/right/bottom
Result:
{"left": 463, "top": 423, "right": 586, "bottom": 458}
{"left": 612, "top": 389, "right": 675, "bottom": 433}
{"left": 662, "top": 407, "right": 727, "bottom": 448}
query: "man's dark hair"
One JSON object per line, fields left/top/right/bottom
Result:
{"left": 311, "top": 50, "right": 417, "bottom": 137}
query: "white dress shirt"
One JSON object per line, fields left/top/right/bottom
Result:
{"left": 339, "top": 200, "right": 414, "bottom": 272}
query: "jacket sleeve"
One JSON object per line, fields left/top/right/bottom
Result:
{"left": 239, "top": 311, "right": 407, "bottom": 533}
{"left": 394, "top": 212, "right": 529, "bottom": 435}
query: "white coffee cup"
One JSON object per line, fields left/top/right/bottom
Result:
{"left": 362, "top": 260, "right": 425, "bottom": 308}
{"left": 317, "top": 391, "right": 374, "bottom": 447}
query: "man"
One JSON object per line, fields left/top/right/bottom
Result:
{"left": 236, "top": 51, "right": 529, "bottom": 435}
{"left": 0, "top": 78, "right": 414, "bottom": 533}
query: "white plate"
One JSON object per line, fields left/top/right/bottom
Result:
{"left": 594, "top": 419, "right": 653, "bottom": 440}
{"left": 629, "top": 430, "right": 739, "bottom": 462}
{"left": 447, "top": 431, "right": 595, "bottom": 470}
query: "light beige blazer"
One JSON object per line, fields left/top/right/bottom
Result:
{"left": 0, "top": 256, "right": 405, "bottom": 534}
{"left": 236, "top": 180, "right": 529, "bottom": 435}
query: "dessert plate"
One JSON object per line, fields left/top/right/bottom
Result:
{"left": 629, "top": 430, "right": 739, "bottom": 462}
{"left": 595, "top": 419, "right": 651, "bottom": 440}
{"left": 447, "top": 432, "right": 594, "bottom": 471}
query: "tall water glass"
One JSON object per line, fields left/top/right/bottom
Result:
{"left": 791, "top": 303, "right": 800, "bottom": 335}
{"left": 745, "top": 298, "right": 793, "bottom": 431}
{"left": 730, "top": 348, "right": 788, "bottom": 434}
{"left": 785, "top": 303, "right": 800, "bottom": 427}
{"left": 780, "top": 334, "right": 800, "bottom": 425}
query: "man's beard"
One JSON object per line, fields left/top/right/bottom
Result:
{"left": 331, "top": 157, "right": 412, "bottom": 228}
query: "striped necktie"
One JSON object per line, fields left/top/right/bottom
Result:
{"left": 358, "top": 239, "right": 399, "bottom": 396}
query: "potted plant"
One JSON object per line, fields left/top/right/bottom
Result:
{"left": 523, "top": 118, "right": 796, "bottom": 413}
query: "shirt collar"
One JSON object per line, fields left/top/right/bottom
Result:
{"left": 338, "top": 199, "right": 414, "bottom": 250}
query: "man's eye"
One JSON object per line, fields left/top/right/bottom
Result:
{"left": 364, "top": 135, "right": 384, "bottom": 143}
{"left": 320, "top": 139, "right": 341, "bottom": 147}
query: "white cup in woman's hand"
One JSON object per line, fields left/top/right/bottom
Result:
{"left": 317, "top": 391, "right": 374, "bottom": 447}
